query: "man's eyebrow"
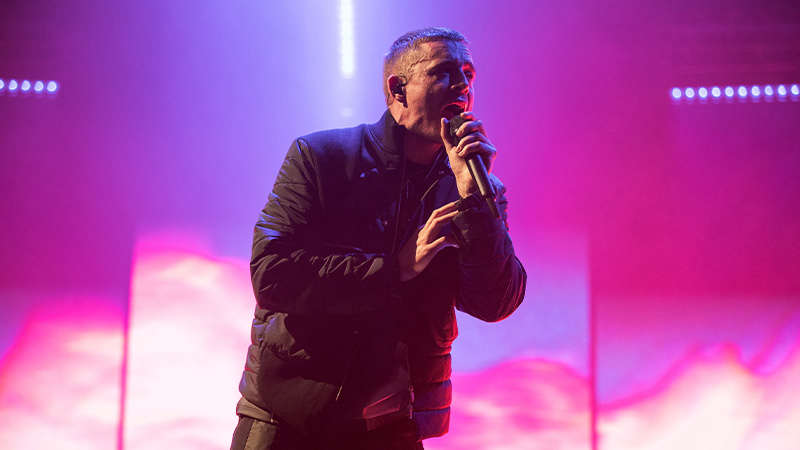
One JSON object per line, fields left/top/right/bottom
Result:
{"left": 428, "top": 60, "right": 475, "bottom": 72}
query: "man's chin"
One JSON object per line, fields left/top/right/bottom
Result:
{"left": 423, "top": 131, "right": 445, "bottom": 146}
{"left": 405, "top": 124, "right": 445, "bottom": 145}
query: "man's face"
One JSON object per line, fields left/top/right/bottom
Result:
{"left": 396, "top": 40, "right": 475, "bottom": 143}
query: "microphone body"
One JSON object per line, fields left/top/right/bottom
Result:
{"left": 448, "top": 115, "right": 500, "bottom": 218}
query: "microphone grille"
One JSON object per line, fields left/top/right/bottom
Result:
{"left": 447, "top": 115, "right": 468, "bottom": 146}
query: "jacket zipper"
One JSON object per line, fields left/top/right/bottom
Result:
{"left": 335, "top": 329, "right": 359, "bottom": 403}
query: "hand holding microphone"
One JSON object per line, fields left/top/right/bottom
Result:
{"left": 440, "top": 111, "right": 500, "bottom": 218}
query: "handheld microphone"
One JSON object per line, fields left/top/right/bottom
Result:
{"left": 448, "top": 115, "right": 500, "bottom": 218}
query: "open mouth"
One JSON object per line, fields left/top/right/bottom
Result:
{"left": 441, "top": 103, "right": 465, "bottom": 119}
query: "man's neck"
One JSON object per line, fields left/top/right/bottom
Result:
{"left": 403, "top": 132, "right": 440, "bottom": 166}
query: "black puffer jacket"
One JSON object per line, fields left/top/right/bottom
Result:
{"left": 236, "top": 110, "right": 526, "bottom": 439}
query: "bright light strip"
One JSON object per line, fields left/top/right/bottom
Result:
{"left": 338, "top": 0, "right": 355, "bottom": 79}
{"left": 724, "top": 86, "right": 734, "bottom": 98}
{"left": 737, "top": 86, "right": 748, "bottom": 98}
{"left": 671, "top": 83, "right": 800, "bottom": 103}
{"left": 1, "top": 77, "right": 59, "bottom": 96}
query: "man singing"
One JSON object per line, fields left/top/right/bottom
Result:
{"left": 231, "top": 27, "right": 526, "bottom": 450}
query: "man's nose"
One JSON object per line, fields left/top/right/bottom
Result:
{"left": 452, "top": 70, "right": 469, "bottom": 91}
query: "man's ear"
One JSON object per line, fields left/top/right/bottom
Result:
{"left": 387, "top": 75, "right": 407, "bottom": 106}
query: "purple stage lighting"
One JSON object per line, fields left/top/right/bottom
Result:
{"left": 764, "top": 85, "right": 774, "bottom": 96}
{"left": 671, "top": 87, "right": 682, "bottom": 100}
{"left": 791, "top": 84, "right": 799, "bottom": 96}
{"left": 685, "top": 87, "right": 695, "bottom": 99}
{"left": 698, "top": 87, "right": 708, "bottom": 99}
{"left": 750, "top": 86, "right": 760, "bottom": 97}
{"left": 0, "top": 79, "right": 5, "bottom": 91}
{"left": 33, "top": 81, "right": 44, "bottom": 93}
{"left": 737, "top": 86, "right": 747, "bottom": 98}
{"left": 711, "top": 86, "right": 721, "bottom": 98}
{"left": 8, "top": 79, "right": 19, "bottom": 92}
{"left": 339, "top": 0, "right": 355, "bottom": 79}
{"left": 46, "top": 81, "right": 58, "bottom": 94}
{"left": 777, "top": 85, "right": 787, "bottom": 97}
{"left": 21, "top": 80, "right": 32, "bottom": 93}
{"left": 724, "top": 86, "right": 734, "bottom": 98}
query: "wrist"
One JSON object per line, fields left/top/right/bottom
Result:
{"left": 456, "top": 175, "right": 477, "bottom": 198}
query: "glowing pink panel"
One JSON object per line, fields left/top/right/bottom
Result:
{"left": 123, "top": 235, "right": 253, "bottom": 449}
{"left": 427, "top": 359, "right": 591, "bottom": 450}
{"left": 600, "top": 328, "right": 800, "bottom": 449}
{"left": 0, "top": 298, "right": 123, "bottom": 449}
{"left": 123, "top": 235, "right": 590, "bottom": 449}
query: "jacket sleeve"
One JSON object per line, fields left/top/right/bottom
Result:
{"left": 451, "top": 175, "right": 527, "bottom": 322}
{"left": 251, "top": 138, "right": 400, "bottom": 316}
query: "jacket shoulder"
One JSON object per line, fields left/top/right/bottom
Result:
{"left": 488, "top": 173, "right": 506, "bottom": 195}
{"left": 296, "top": 123, "right": 369, "bottom": 159}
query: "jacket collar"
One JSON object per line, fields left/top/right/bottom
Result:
{"left": 367, "top": 109, "right": 405, "bottom": 161}
{"left": 366, "top": 110, "right": 450, "bottom": 175}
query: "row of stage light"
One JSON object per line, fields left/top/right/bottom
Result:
{"left": 0, "top": 78, "right": 59, "bottom": 96}
{"left": 672, "top": 84, "right": 800, "bottom": 103}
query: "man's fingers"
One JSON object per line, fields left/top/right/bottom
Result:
{"left": 431, "top": 210, "right": 459, "bottom": 224}
{"left": 425, "top": 206, "right": 459, "bottom": 228}
{"left": 428, "top": 201, "right": 460, "bottom": 219}
{"left": 421, "top": 210, "right": 459, "bottom": 241}
{"left": 457, "top": 141, "right": 496, "bottom": 159}
{"left": 454, "top": 133, "right": 486, "bottom": 152}
{"left": 427, "top": 235, "right": 459, "bottom": 252}
{"left": 429, "top": 210, "right": 459, "bottom": 229}
{"left": 458, "top": 111, "right": 475, "bottom": 122}
{"left": 440, "top": 118, "right": 452, "bottom": 149}
{"left": 456, "top": 119, "right": 485, "bottom": 138}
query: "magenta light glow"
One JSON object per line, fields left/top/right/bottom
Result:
{"left": 0, "top": 298, "right": 123, "bottom": 449}
{"left": 123, "top": 235, "right": 254, "bottom": 450}
{"left": 599, "top": 339, "right": 800, "bottom": 449}
{"left": 427, "top": 359, "right": 591, "bottom": 450}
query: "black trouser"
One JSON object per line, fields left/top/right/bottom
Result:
{"left": 230, "top": 415, "right": 424, "bottom": 450}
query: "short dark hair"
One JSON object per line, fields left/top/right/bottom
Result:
{"left": 383, "top": 27, "right": 468, "bottom": 104}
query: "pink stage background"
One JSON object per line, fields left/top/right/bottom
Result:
{"left": 1, "top": 1, "right": 798, "bottom": 449}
